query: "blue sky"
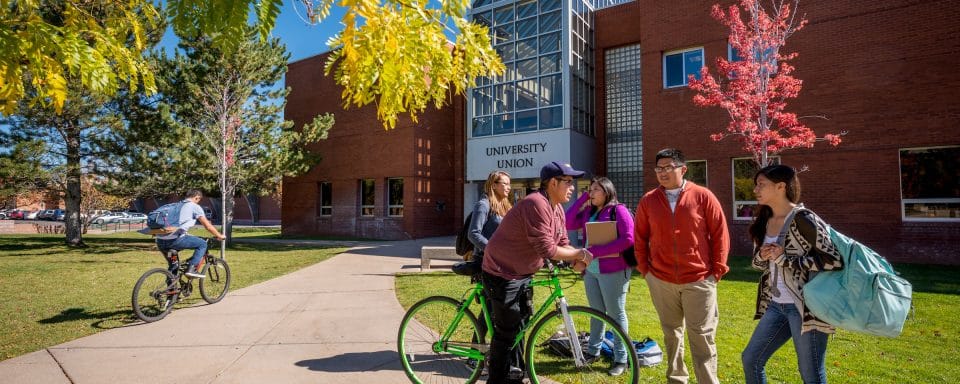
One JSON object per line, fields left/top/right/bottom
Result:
{"left": 262, "top": 3, "right": 350, "bottom": 62}
{"left": 159, "top": 3, "right": 349, "bottom": 63}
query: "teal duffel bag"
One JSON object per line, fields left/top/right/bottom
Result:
{"left": 802, "top": 225, "right": 912, "bottom": 338}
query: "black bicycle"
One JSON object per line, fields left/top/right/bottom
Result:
{"left": 131, "top": 238, "right": 231, "bottom": 322}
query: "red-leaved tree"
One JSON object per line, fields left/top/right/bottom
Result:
{"left": 689, "top": 0, "right": 844, "bottom": 167}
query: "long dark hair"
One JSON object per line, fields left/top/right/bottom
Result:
{"left": 588, "top": 177, "right": 620, "bottom": 215}
{"left": 748, "top": 164, "right": 801, "bottom": 246}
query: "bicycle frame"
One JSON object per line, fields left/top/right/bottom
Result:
{"left": 439, "top": 261, "right": 589, "bottom": 366}
{"left": 440, "top": 283, "right": 491, "bottom": 362}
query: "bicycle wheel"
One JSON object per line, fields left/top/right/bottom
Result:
{"left": 526, "top": 305, "right": 639, "bottom": 384}
{"left": 398, "top": 296, "right": 486, "bottom": 384}
{"left": 199, "top": 257, "right": 231, "bottom": 304}
{"left": 131, "top": 268, "right": 178, "bottom": 322}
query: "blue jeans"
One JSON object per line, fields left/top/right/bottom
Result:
{"left": 583, "top": 268, "right": 631, "bottom": 364}
{"left": 742, "top": 302, "right": 829, "bottom": 384}
{"left": 156, "top": 234, "right": 207, "bottom": 273}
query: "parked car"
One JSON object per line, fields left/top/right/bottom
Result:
{"left": 37, "top": 209, "right": 58, "bottom": 220}
{"left": 91, "top": 212, "right": 128, "bottom": 224}
{"left": 55, "top": 211, "right": 66, "bottom": 221}
{"left": 86, "top": 210, "right": 111, "bottom": 221}
{"left": 25, "top": 210, "right": 39, "bottom": 220}
{"left": 9, "top": 210, "right": 25, "bottom": 220}
{"left": 0, "top": 209, "right": 9, "bottom": 219}
{"left": 120, "top": 212, "right": 147, "bottom": 223}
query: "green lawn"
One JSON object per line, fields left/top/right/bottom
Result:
{"left": 0, "top": 231, "right": 348, "bottom": 360}
{"left": 395, "top": 258, "right": 960, "bottom": 383}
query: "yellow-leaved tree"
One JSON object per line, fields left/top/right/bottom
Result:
{"left": 0, "top": 0, "right": 161, "bottom": 115}
{"left": 0, "top": 0, "right": 503, "bottom": 127}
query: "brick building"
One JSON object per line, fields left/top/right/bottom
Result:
{"left": 282, "top": 54, "right": 465, "bottom": 239}
{"left": 284, "top": 0, "right": 959, "bottom": 263}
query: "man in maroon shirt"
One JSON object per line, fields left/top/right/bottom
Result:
{"left": 481, "top": 161, "right": 595, "bottom": 384}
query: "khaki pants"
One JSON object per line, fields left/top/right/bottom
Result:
{"left": 645, "top": 273, "right": 719, "bottom": 384}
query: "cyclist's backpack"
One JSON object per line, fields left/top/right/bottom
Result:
{"left": 147, "top": 201, "right": 186, "bottom": 230}
{"left": 608, "top": 205, "right": 637, "bottom": 267}
{"left": 800, "top": 212, "right": 912, "bottom": 338}
{"left": 454, "top": 212, "right": 475, "bottom": 258}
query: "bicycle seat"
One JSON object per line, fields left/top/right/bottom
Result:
{"left": 159, "top": 248, "right": 180, "bottom": 259}
{"left": 452, "top": 259, "right": 482, "bottom": 276}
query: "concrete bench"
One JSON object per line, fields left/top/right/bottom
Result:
{"left": 421, "top": 246, "right": 461, "bottom": 270}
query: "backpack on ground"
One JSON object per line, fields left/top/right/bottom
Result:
{"left": 454, "top": 212, "right": 475, "bottom": 260}
{"left": 542, "top": 331, "right": 589, "bottom": 358}
{"left": 599, "top": 332, "right": 662, "bottom": 367}
{"left": 544, "top": 331, "right": 662, "bottom": 367}
{"left": 801, "top": 220, "right": 912, "bottom": 338}
{"left": 147, "top": 201, "right": 186, "bottom": 230}
{"left": 632, "top": 337, "right": 663, "bottom": 367}
{"left": 608, "top": 205, "right": 637, "bottom": 266}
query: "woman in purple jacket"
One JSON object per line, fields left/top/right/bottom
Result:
{"left": 565, "top": 176, "right": 635, "bottom": 376}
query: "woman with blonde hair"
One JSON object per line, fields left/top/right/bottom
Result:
{"left": 467, "top": 170, "right": 513, "bottom": 262}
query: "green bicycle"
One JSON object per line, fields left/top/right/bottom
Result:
{"left": 397, "top": 260, "right": 639, "bottom": 384}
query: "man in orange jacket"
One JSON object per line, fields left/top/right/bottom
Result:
{"left": 634, "top": 148, "right": 730, "bottom": 384}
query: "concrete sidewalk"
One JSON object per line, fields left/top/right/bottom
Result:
{"left": 0, "top": 237, "right": 459, "bottom": 384}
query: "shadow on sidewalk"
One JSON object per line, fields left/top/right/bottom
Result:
{"left": 37, "top": 307, "right": 136, "bottom": 329}
{"left": 294, "top": 350, "right": 403, "bottom": 372}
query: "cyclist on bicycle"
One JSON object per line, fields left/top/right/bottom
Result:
{"left": 481, "top": 161, "right": 595, "bottom": 384}
{"left": 148, "top": 190, "right": 225, "bottom": 278}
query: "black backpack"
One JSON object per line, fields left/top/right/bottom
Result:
{"left": 609, "top": 205, "right": 638, "bottom": 266}
{"left": 454, "top": 212, "right": 475, "bottom": 256}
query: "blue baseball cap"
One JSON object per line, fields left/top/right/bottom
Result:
{"left": 540, "top": 161, "right": 585, "bottom": 181}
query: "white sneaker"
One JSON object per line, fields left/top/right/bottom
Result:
{"left": 185, "top": 265, "right": 205, "bottom": 278}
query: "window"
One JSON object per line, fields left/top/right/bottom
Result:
{"left": 387, "top": 178, "right": 404, "bottom": 217}
{"left": 663, "top": 47, "right": 703, "bottom": 88}
{"left": 900, "top": 146, "right": 960, "bottom": 221}
{"left": 465, "top": 0, "right": 591, "bottom": 138}
{"left": 605, "top": 44, "right": 643, "bottom": 208}
{"left": 732, "top": 157, "right": 780, "bottom": 220}
{"left": 360, "top": 179, "right": 375, "bottom": 216}
{"left": 317, "top": 182, "right": 332, "bottom": 216}
{"left": 685, "top": 160, "right": 708, "bottom": 187}
{"left": 728, "top": 43, "right": 777, "bottom": 76}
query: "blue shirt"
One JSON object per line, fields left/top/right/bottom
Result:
{"left": 156, "top": 201, "right": 206, "bottom": 240}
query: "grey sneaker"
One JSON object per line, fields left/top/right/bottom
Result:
{"left": 184, "top": 265, "right": 205, "bottom": 278}
{"left": 507, "top": 366, "right": 524, "bottom": 380}
{"left": 608, "top": 362, "right": 627, "bottom": 376}
{"left": 583, "top": 354, "right": 601, "bottom": 365}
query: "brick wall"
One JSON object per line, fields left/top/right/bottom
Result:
{"left": 282, "top": 53, "right": 462, "bottom": 240}
{"left": 595, "top": 0, "right": 960, "bottom": 263}
{"left": 0, "top": 221, "right": 13, "bottom": 234}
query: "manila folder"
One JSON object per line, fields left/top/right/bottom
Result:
{"left": 585, "top": 221, "right": 617, "bottom": 246}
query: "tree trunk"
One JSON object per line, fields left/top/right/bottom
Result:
{"left": 245, "top": 193, "right": 259, "bottom": 224}
{"left": 224, "top": 191, "right": 235, "bottom": 243}
{"left": 209, "top": 197, "right": 221, "bottom": 224}
{"left": 64, "top": 123, "right": 85, "bottom": 247}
